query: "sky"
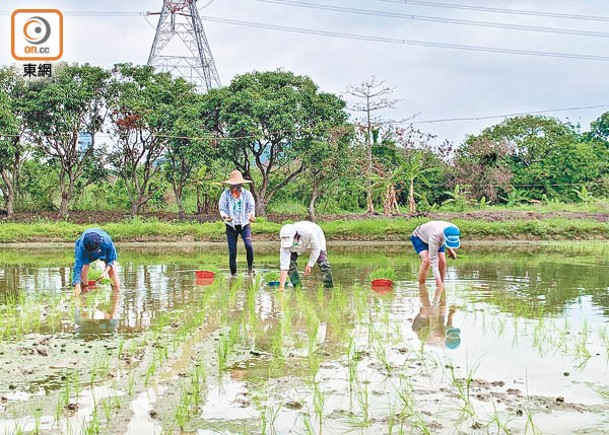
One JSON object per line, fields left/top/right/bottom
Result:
{"left": 1, "top": 0, "right": 608, "bottom": 147}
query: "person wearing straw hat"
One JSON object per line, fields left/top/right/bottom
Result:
{"left": 72, "top": 228, "right": 120, "bottom": 296}
{"left": 411, "top": 221, "right": 461, "bottom": 291}
{"left": 278, "top": 221, "right": 334, "bottom": 290}
{"left": 219, "top": 170, "right": 256, "bottom": 277}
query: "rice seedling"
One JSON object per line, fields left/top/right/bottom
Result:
{"left": 486, "top": 397, "right": 514, "bottom": 434}
{"left": 573, "top": 320, "right": 592, "bottom": 366}
{"left": 374, "top": 343, "right": 392, "bottom": 373}
{"left": 83, "top": 408, "right": 101, "bottom": 435}
{"left": 345, "top": 381, "right": 371, "bottom": 428}
{"left": 600, "top": 325, "right": 609, "bottom": 360}
{"left": 447, "top": 357, "right": 480, "bottom": 420}
{"left": 312, "top": 381, "right": 326, "bottom": 432}
{"left": 346, "top": 337, "right": 359, "bottom": 392}
{"left": 367, "top": 267, "right": 398, "bottom": 282}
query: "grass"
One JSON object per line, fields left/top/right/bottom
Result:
{"left": 0, "top": 214, "right": 607, "bottom": 244}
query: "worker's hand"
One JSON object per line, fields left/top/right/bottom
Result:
{"left": 248, "top": 213, "right": 256, "bottom": 223}
{"left": 73, "top": 283, "right": 81, "bottom": 297}
{"left": 278, "top": 285, "right": 285, "bottom": 292}
{"left": 223, "top": 216, "right": 233, "bottom": 222}
{"left": 304, "top": 265, "right": 312, "bottom": 276}
{"left": 448, "top": 248, "right": 457, "bottom": 260}
{"left": 98, "top": 270, "right": 109, "bottom": 282}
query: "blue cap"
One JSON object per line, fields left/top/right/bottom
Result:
{"left": 445, "top": 327, "right": 461, "bottom": 349}
{"left": 443, "top": 226, "right": 461, "bottom": 249}
{"left": 83, "top": 232, "right": 101, "bottom": 251}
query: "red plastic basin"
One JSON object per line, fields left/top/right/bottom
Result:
{"left": 195, "top": 270, "right": 215, "bottom": 279}
{"left": 371, "top": 279, "right": 393, "bottom": 287}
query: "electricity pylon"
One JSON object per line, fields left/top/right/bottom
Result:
{"left": 147, "top": 0, "right": 221, "bottom": 91}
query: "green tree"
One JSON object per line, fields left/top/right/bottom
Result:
{"left": 23, "top": 63, "right": 109, "bottom": 218}
{"left": 108, "top": 64, "right": 193, "bottom": 216}
{"left": 163, "top": 94, "right": 216, "bottom": 220}
{"left": 401, "top": 151, "right": 435, "bottom": 213}
{"left": 202, "top": 70, "right": 350, "bottom": 216}
{"left": 470, "top": 115, "right": 600, "bottom": 200}
{"left": 0, "top": 67, "right": 28, "bottom": 217}
{"left": 303, "top": 125, "right": 354, "bottom": 221}
{"left": 588, "top": 111, "right": 609, "bottom": 144}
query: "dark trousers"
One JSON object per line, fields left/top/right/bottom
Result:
{"left": 226, "top": 224, "right": 254, "bottom": 275}
{"left": 289, "top": 250, "right": 334, "bottom": 288}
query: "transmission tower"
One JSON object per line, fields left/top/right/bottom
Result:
{"left": 147, "top": 0, "right": 221, "bottom": 91}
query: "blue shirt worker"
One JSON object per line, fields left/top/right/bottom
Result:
{"left": 72, "top": 228, "right": 119, "bottom": 296}
{"left": 278, "top": 221, "right": 334, "bottom": 290}
{"left": 411, "top": 221, "right": 461, "bottom": 291}
{"left": 219, "top": 170, "right": 256, "bottom": 277}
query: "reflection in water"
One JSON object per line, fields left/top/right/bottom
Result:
{"left": 75, "top": 286, "right": 120, "bottom": 339}
{"left": 412, "top": 283, "right": 460, "bottom": 349}
{"left": 1, "top": 243, "right": 609, "bottom": 433}
{"left": 1, "top": 242, "right": 609, "bottom": 337}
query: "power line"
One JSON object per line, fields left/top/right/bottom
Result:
{"left": 409, "top": 104, "right": 609, "bottom": 125}
{"left": 4, "top": 9, "right": 609, "bottom": 61}
{"left": 199, "top": 15, "right": 609, "bottom": 62}
{"left": 1, "top": 104, "right": 607, "bottom": 141}
{"left": 365, "top": 0, "right": 609, "bottom": 23}
{"left": 0, "top": 11, "right": 145, "bottom": 16}
{"left": 254, "top": 0, "right": 609, "bottom": 39}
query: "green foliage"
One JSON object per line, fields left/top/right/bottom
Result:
{"left": 267, "top": 199, "right": 309, "bottom": 216}
{"left": 503, "top": 189, "right": 530, "bottom": 207}
{"left": 368, "top": 267, "right": 397, "bottom": 281}
{"left": 202, "top": 70, "right": 351, "bottom": 214}
{"left": 263, "top": 271, "right": 280, "bottom": 282}
{"left": 471, "top": 115, "right": 606, "bottom": 202}
{"left": 441, "top": 184, "right": 471, "bottom": 211}
{"left": 572, "top": 185, "right": 595, "bottom": 203}
{"left": 23, "top": 63, "right": 111, "bottom": 217}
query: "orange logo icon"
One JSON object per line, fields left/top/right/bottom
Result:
{"left": 11, "top": 9, "right": 63, "bottom": 61}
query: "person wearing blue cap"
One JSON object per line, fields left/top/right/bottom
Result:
{"left": 72, "top": 228, "right": 119, "bottom": 296}
{"left": 411, "top": 220, "right": 461, "bottom": 290}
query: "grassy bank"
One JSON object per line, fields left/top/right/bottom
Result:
{"left": 0, "top": 216, "right": 607, "bottom": 243}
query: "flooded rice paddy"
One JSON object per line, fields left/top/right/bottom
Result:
{"left": 1, "top": 241, "right": 609, "bottom": 434}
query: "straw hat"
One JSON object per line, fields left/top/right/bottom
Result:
{"left": 222, "top": 170, "right": 252, "bottom": 185}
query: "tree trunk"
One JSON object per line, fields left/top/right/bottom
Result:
{"left": 58, "top": 191, "right": 69, "bottom": 218}
{"left": 308, "top": 185, "right": 319, "bottom": 222}
{"left": 5, "top": 190, "right": 14, "bottom": 218}
{"left": 1, "top": 170, "right": 14, "bottom": 218}
{"left": 255, "top": 198, "right": 267, "bottom": 217}
{"left": 173, "top": 183, "right": 185, "bottom": 220}
{"left": 131, "top": 195, "right": 145, "bottom": 216}
{"left": 384, "top": 183, "right": 398, "bottom": 215}
{"left": 409, "top": 178, "right": 416, "bottom": 213}
{"left": 366, "top": 142, "right": 374, "bottom": 214}
{"left": 130, "top": 202, "right": 140, "bottom": 216}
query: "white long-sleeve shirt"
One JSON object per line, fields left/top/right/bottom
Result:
{"left": 280, "top": 221, "right": 327, "bottom": 270}
{"left": 412, "top": 221, "right": 456, "bottom": 281}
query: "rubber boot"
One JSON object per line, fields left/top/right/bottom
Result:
{"left": 319, "top": 260, "right": 334, "bottom": 288}
{"left": 289, "top": 270, "right": 301, "bottom": 288}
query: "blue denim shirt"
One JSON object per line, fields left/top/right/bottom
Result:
{"left": 72, "top": 228, "right": 117, "bottom": 286}
{"left": 218, "top": 188, "right": 255, "bottom": 227}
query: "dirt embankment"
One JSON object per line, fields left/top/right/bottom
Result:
{"left": 4, "top": 210, "right": 609, "bottom": 224}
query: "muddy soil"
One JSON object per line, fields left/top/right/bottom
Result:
{"left": 3, "top": 209, "right": 609, "bottom": 224}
